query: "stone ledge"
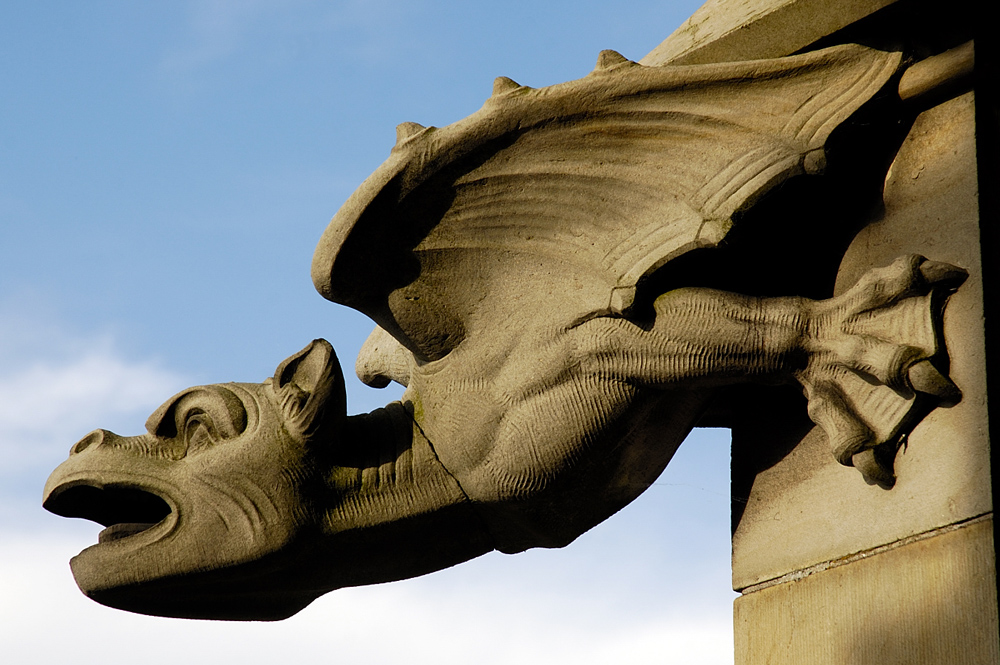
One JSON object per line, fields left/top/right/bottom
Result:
{"left": 642, "top": 0, "right": 899, "bottom": 65}
{"left": 742, "top": 512, "right": 993, "bottom": 594}
{"left": 735, "top": 516, "right": 1000, "bottom": 665}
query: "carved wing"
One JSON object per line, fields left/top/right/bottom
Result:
{"left": 312, "top": 44, "right": 901, "bottom": 360}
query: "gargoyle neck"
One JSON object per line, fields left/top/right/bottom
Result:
{"left": 309, "top": 402, "right": 492, "bottom": 588}
{"left": 329, "top": 402, "right": 471, "bottom": 525}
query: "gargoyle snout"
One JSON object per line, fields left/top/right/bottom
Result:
{"left": 68, "top": 428, "right": 168, "bottom": 459}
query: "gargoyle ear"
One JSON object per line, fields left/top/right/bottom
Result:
{"left": 273, "top": 339, "right": 346, "bottom": 442}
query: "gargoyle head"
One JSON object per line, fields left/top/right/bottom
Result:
{"left": 43, "top": 340, "right": 348, "bottom": 620}
{"left": 44, "top": 339, "right": 490, "bottom": 620}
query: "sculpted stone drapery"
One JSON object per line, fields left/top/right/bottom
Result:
{"left": 43, "top": 42, "right": 967, "bottom": 620}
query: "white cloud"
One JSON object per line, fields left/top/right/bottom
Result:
{"left": 1, "top": 531, "right": 733, "bottom": 665}
{"left": 0, "top": 344, "right": 187, "bottom": 472}
{"left": 0, "top": 316, "right": 734, "bottom": 665}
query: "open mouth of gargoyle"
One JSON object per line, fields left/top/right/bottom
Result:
{"left": 43, "top": 481, "right": 173, "bottom": 544}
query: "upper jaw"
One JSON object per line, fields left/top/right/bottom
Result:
{"left": 42, "top": 446, "right": 182, "bottom": 563}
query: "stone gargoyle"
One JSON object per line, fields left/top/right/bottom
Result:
{"left": 44, "top": 43, "right": 967, "bottom": 620}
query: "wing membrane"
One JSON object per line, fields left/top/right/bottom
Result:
{"left": 313, "top": 44, "right": 901, "bottom": 358}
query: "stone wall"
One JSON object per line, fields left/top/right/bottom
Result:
{"left": 648, "top": 1, "right": 997, "bottom": 662}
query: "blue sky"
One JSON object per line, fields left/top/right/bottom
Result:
{"left": 1, "top": 2, "right": 736, "bottom": 662}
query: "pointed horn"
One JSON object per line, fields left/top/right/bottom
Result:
{"left": 595, "top": 49, "right": 633, "bottom": 70}
{"left": 492, "top": 76, "right": 522, "bottom": 96}
{"left": 395, "top": 121, "right": 425, "bottom": 144}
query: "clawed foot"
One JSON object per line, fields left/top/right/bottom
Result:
{"left": 799, "top": 255, "right": 966, "bottom": 487}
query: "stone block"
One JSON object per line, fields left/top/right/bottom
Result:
{"left": 734, "top": 518, "right": 999, "bottom": 665}
{"left": 732, "top": 92, "right": 991, "bottom": 588}
{"left": 642, "top": 0, "right": 899, "bottom": 66}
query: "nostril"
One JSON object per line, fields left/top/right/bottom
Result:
{"left": 71, "top": 430, "right": 105, "bottom": 455}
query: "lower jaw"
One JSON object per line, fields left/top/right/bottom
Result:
{"left": 98, "top": 522, "right": 157, "bottom": 543}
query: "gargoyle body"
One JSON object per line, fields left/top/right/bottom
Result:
{"left": 44, "top": 44, "right": 966, "bottom": 620}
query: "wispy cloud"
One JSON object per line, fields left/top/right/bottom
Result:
{"left": 160, "top": 0, "right": 288, "bottom": 74}
{"left": 0, "top": 308, "right": 734, "bottom": 665}
{"left": 1, "top": 530, "right": 734, "bottom": 665}
{"left": 158, "top": 0, "right": 415, "bottom": 77}
{"left": 0, "top": 323, "right": 734, "bottom": 665}
{"left": 0, "top": 306, "right": 188, "bottom": 476}
{"left": 0, "top": 347, "right": 187, "bottom": 470}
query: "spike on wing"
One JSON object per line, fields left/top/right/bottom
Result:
{"left": 395, "top": 122, "right": 426, "bottom": 145}
{"left": 313, "top": 45, "right": 904, "bottom": 360}
{"left": 492, "top": 76, "right": 523, "bottom": 96}
{"left": 594, "top": 49, "right": 634, "bottom": 71}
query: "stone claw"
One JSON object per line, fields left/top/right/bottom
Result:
{"left": 807, "top": 388, "right": 874, "bottom": 465}
{"left": 908, "top": 359, "right": 962, "bottom": 406}
{"left": 918, "top": 259, "right": 968, "bottom": 290}
{"left": 852, "top": 445, "right": 898, "bottom": 488}
{"left": 798, "top": 254, "right": 965, "bottom": 486}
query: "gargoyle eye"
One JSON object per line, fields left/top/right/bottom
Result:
{"left": 146, "top": 385, "right": 248, "bottom": 442}
{"left": 180, "top": 411, "right": 228, "bottom": 454}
